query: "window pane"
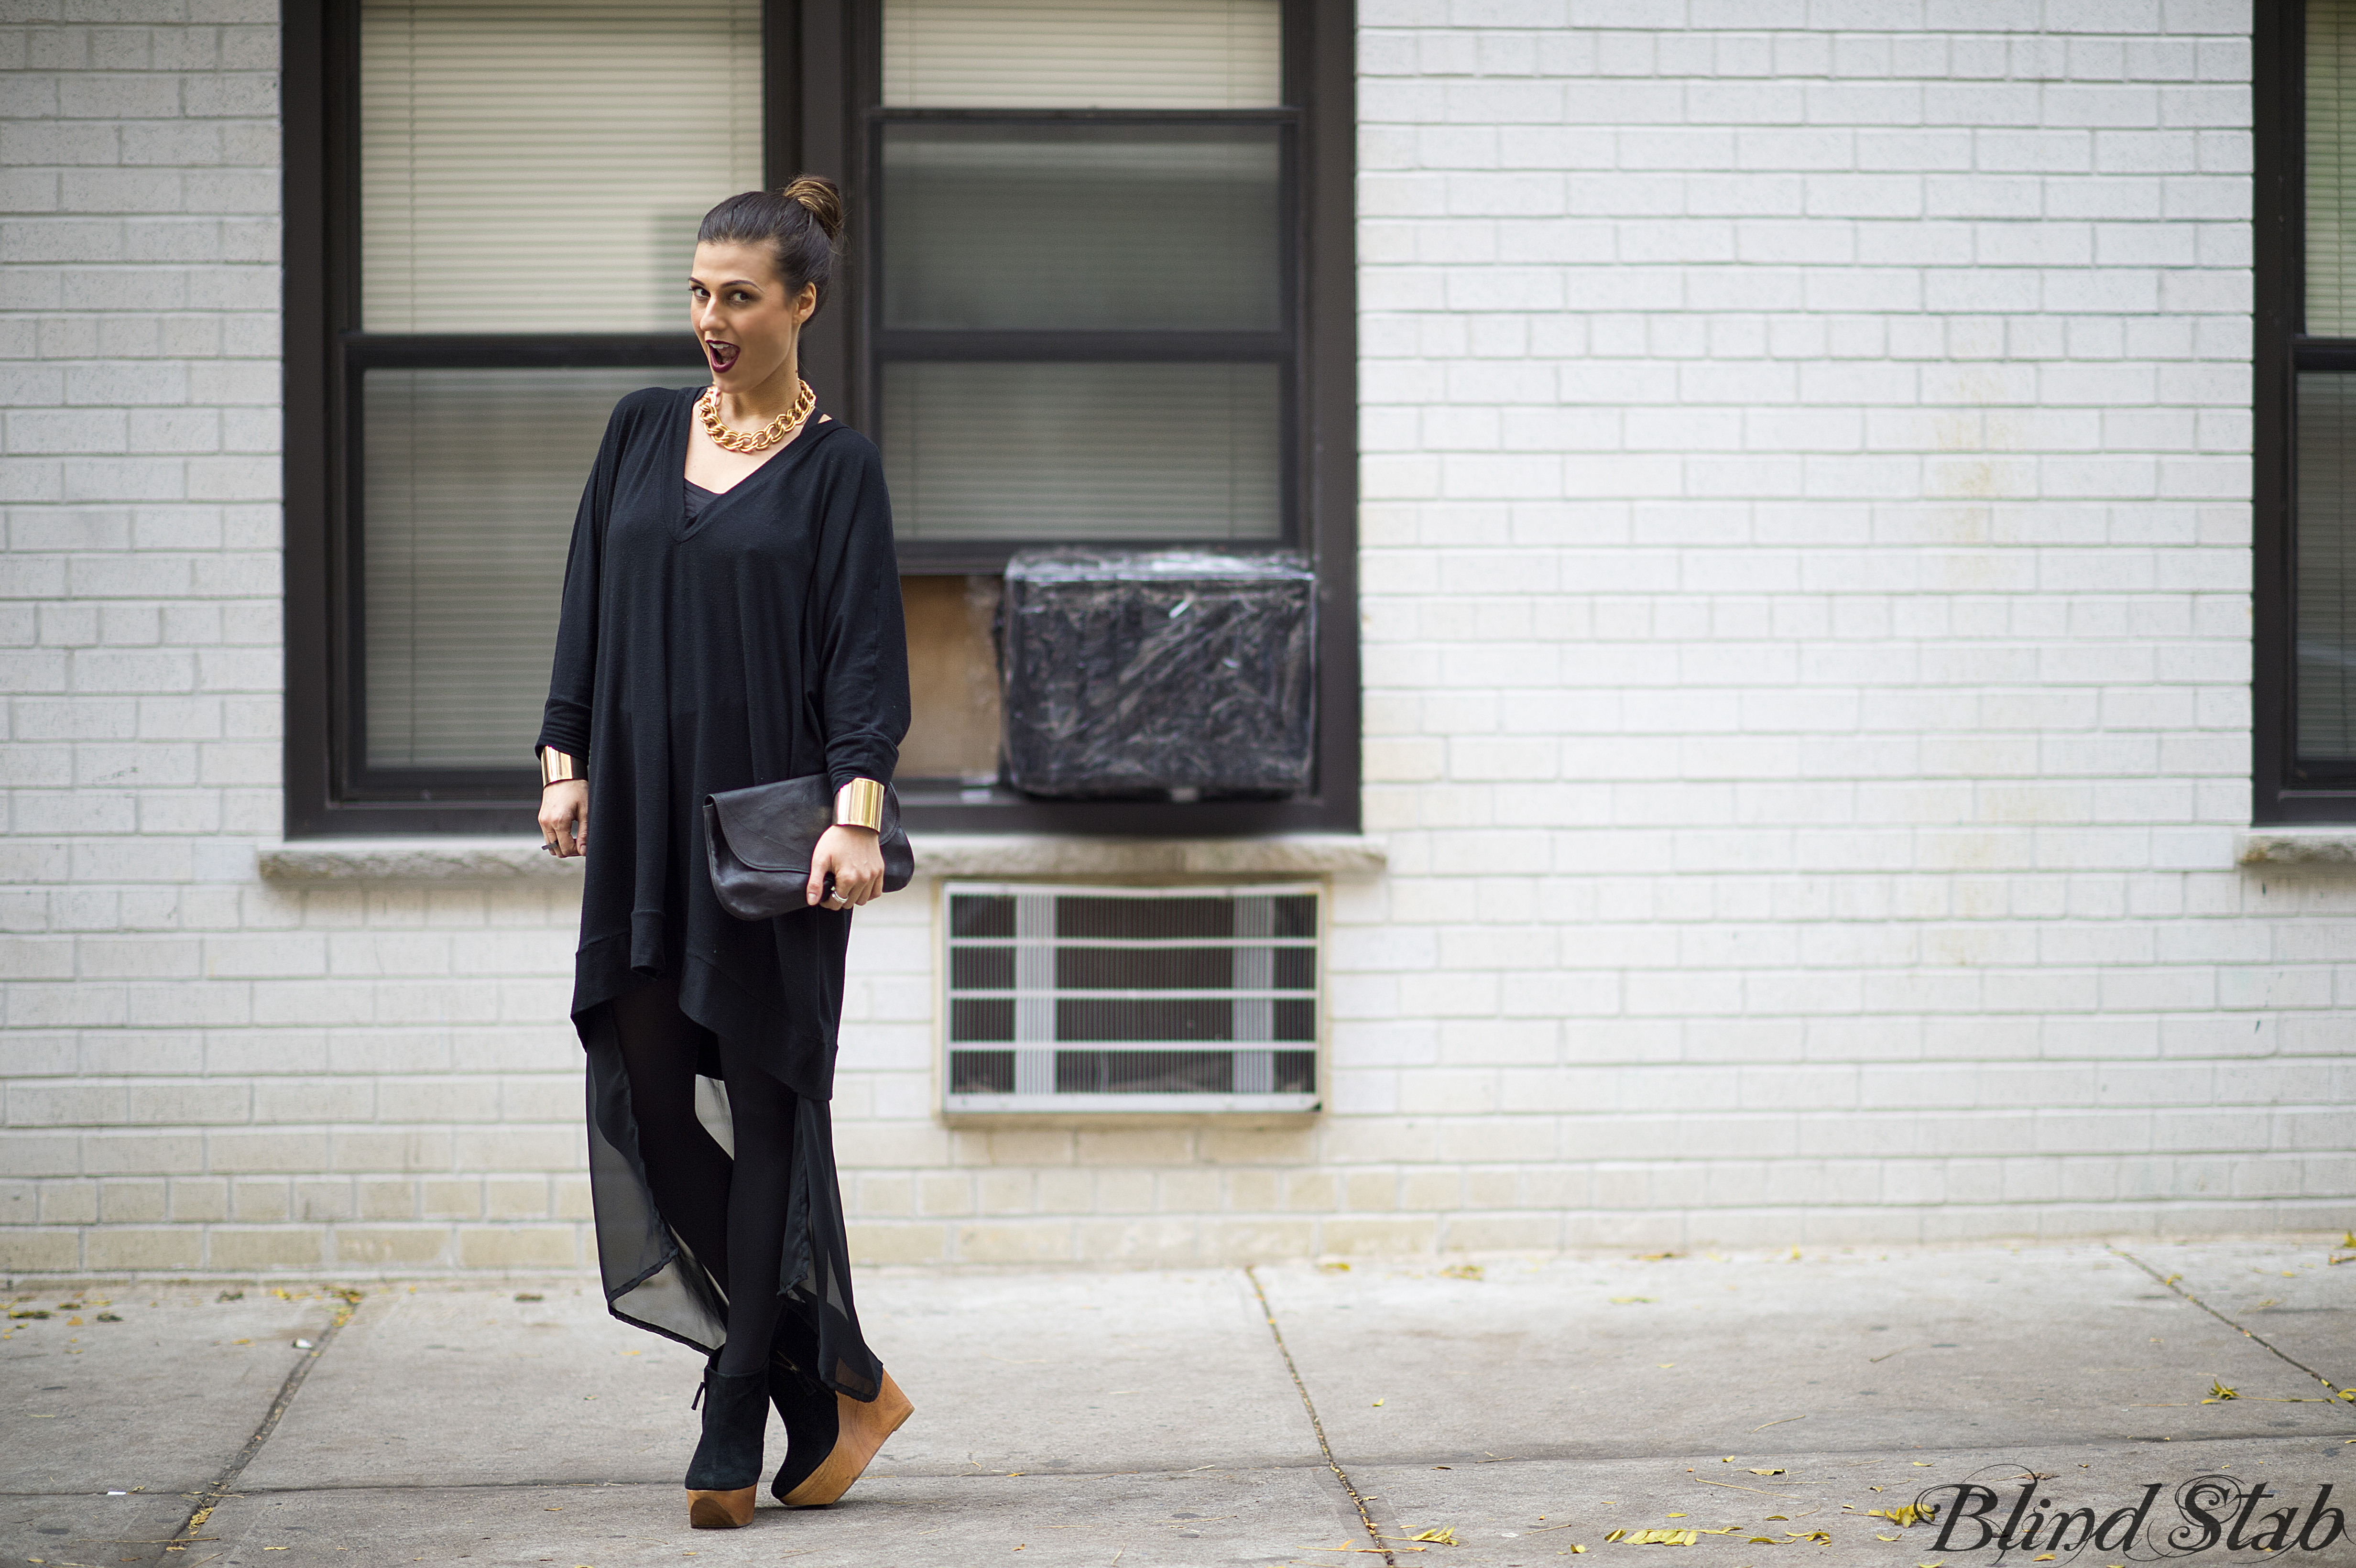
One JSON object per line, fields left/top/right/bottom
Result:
{"left": 883, "top": 0, "right": 1281, "bottom": 109}
{"left": 360, "top": 0, "right": 762, "bottom": 333}
{"left": 2312, "top": 0, "right": 2356, "bottom": 333}
{"left": 883, "top": 362, "right": 1280, "bottom": 542}
{"left": 362, "top": 368, "right": 663, "bottom": 768}
{"left": 2299, "top": 373, "right": 2356, "bottom": 761}
{"left": 882, "top": 125, "right": 1282, "bottom": 332}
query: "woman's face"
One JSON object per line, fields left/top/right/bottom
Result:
{"left": 689, "top": 240, "right": 816, "bottom": 390}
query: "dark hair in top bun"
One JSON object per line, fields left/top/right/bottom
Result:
{"left": 697, "top": 174, "right": 844, "bottom": 310}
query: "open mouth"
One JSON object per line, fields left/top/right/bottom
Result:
{"left": 704, "top": 339, "right": 738, "bottom": 373}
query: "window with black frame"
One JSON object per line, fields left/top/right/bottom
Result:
{"left": 2266, "top": 0, "right": 2356, "bottom": 817}
{"left": 870, "top": 0, "right": 1303, "bottom": 795}
{"left": 284, "top": 0, "right": 1355, "bottom": 837}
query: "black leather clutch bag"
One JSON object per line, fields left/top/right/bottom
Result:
{"left": 702, "top": 773, "right": 915, "bottom": 921}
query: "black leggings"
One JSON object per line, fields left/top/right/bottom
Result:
{"left": 608, "top": 975, "right": 797, "bottom": 1378}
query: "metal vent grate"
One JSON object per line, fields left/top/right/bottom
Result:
{"left": 941, "top": 881, "right": 1321, "bottom": 1114}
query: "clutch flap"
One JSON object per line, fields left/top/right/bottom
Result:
{"left": 706, "top": 774, "right": 834, "bottom": 873}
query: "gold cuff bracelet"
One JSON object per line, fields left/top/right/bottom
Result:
{"left": 539, "top": 748, "right": 580, "bottom": 788}
{"left": 834, "top": 777, "right": 884, "bottom": 831}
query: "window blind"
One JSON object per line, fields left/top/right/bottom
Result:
{"left": 2305, "top": 3, "right": 2356, "bottom": 764}
{"left": 2312, "top": 0, "right": 2356, "bottom": 334}
{"left": 882, "top": 362, "right": 1281, "bottom": 543}
{"left": 882, "top": 0, "right": 1282, "bottom": 109}
{"left": 2298, "top": 372, "right": 2356, "bottom": 760}
{"left": 362, "top": 368, "right": 662, "bottom": 768}
{"left": 360, "top": 0, "right": 763, "bottom": 334}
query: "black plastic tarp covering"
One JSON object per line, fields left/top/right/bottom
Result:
{"left": 1000, "top": 548, "right": 1315, "bottom": 798}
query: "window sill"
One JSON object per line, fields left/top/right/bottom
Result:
{"left": 2236, "top": 827, "right": 2356, "bottom": 867}
{"left": 941, "top": 1105, "right": 1323, "bottom": 1129}
{"left": 258, "top": 838, "right": 584, "bottom": 882}
{"left": 257, "top": 831, "right": 1386, "bottom": 883}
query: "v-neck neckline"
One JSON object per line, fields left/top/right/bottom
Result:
{"left": 675, "top": 390, "right": 833, "bottom": 534}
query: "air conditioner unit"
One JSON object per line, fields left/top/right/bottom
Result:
{"left": 941, "top": 882, "right": 1321, "bottom": 1115}
{"left": 998, "top": 548, "right": 1316, "bottom": 798}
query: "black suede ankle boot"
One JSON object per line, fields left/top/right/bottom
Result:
{"left": 767, "top": 1358, "right": 840, "bottom": 1503}
{"left": 684, "top": 1365, "right": 768, "bottom": 1528}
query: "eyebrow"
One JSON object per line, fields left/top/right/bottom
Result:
{"left": 689, "top": 276, "right": 764, "bottom": 291}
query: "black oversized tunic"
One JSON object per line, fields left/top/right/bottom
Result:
{"left": 536, "top": 385, "right": 909, "bottom": 1398}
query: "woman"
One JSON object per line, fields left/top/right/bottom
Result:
{"left": 534, "top": 175, "right": 913, "bottom": 1530}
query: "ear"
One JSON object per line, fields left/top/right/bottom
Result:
{"left": 794, "top": 281, "right": 819, "bottom": 325}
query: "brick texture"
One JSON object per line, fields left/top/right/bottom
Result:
{"left": 3, "top": 1, "right": 2351, "bottom": 1275}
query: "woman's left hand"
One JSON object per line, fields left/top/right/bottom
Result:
{"left": 809, "top": 824, "right": 884, "bottom": 909}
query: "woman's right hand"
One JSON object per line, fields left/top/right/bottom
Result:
{"left": 540, "top": 780, "right": 589, "bottom": 858}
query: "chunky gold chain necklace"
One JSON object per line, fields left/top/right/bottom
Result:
{"left": 697, "top": 378, "right": 815, "bottom": 453}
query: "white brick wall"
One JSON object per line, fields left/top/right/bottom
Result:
{"left": 1339, "top": 0, "right": 2354, "bottom": 1250}
{"left": 4, "top": 0, "right": 2351, "bottom": 1276}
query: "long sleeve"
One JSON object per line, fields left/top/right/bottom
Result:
{"left": 809, "top": 440, "right": 910, "bottom": 792}
{"left": 535, "top": 406, "right": 622, "bottom": 762}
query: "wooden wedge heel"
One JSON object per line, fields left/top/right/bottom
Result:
{"left": 777, "top": 1370, "right": 914, "bottom": 1508}
{"left": 683, "top": 1366, "right": 768, "bottom": 1529}
{"left": 686, "top": 1487, "right": 757, "bottom": 1530}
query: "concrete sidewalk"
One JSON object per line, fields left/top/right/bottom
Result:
{"left": 5, "top": 1240, "right": 2353, "bottom": 1568}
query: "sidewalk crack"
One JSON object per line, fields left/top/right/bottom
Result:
{"left": 164, "top": 1288, "right": 362, "bottom": 1559}
{"left": 2111, "top": 1246, "right": 2356, "bottom": 1419}
{"left": 1245, "top": 1265, "right": 1396, "bottom": 1567}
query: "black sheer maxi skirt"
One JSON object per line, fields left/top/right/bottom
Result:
{"left": 577, "top": 995, "right": 879, "bottom": 1401}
